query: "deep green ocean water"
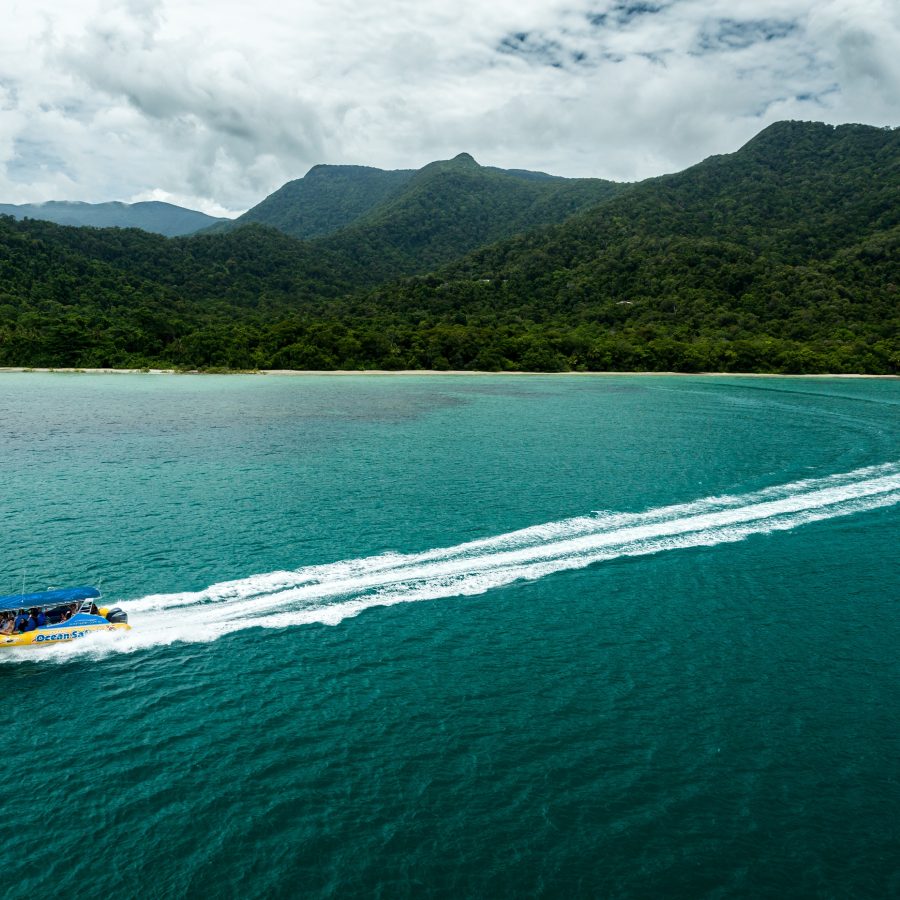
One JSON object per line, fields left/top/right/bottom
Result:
{"left": 1, "top": 373, "right": 898, "bottom": 899}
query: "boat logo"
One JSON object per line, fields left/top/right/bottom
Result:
{"left": 34, "top": 630, "right": 86, "bottom": 642}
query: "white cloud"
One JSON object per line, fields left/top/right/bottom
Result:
{"left": 0, "top": 0, "right": 897, "bottom": 213}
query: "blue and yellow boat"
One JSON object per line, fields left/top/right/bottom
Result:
{"left": 0, "top": 586, "right": 130, "bottom": 648}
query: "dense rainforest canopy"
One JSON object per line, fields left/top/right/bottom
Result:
{"left": 0, "top": 121, "right": 897, "bottom": 373}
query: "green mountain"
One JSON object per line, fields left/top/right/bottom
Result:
{"left": 0, "top": 200, "right": 228, "bottom": 237}
{"left": 0, "top": 122, "right": 896, "bottom": 373}
{"left": 212, "top": 165, "right": 416, "bottom": 239}
{"left": 312, "top": 153, "right": 625, "bottom": 284}
{"left": 214, "top": 155, "right": 625, "bottom": 260}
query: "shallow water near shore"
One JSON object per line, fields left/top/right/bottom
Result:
{"left": 1, "top": 374, "right": 898, "bottom": 898}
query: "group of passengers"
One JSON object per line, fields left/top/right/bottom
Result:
{"left": 0, "top": 603, "right": 78, "bottom": 635}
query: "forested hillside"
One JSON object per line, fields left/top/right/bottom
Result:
{"left": 368, "top": 122, "right": 899, "bottom": 372}
{"left": 312, "top": 154, "right": 625, "bottom": 284}
{"left": 0, "top": 121, "right": 897, "bottom": 373}
{"left": 210, "top": 164, "right": 416, "bottom": 239}
{"left": 213, "top": 153, "right": 626, "bottom": 279}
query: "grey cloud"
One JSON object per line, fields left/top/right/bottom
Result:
{"left": 61, "top": 22, "right": 325, "bottom": 160}
{"left": 496, "top": 32, "right": 589, "bottom": 69}
{"left": 51, "top": 1, "right": 327, "bottom": 204}
{"left": 587, "top": 2, "right": 675, "bottom": 30}
{"left": 696, "top": 19, "right": 799, "bottom": 52}
{"left": 6, "top": 138, "right": 72, "bottom": 182}
{"left": 835, "top": 27, "right": 898, "bottom": 95}
{"left": 497, "top": 8, "right": 801, "bottom": 74}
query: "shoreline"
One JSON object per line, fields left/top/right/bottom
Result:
{"left": 0, "top": 367, "right": 897, "bottom": 379}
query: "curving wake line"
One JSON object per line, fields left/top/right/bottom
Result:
{"left": 6, "top": 462, "right": 900, "bottom": 659}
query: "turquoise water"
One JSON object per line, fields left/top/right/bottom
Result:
{"left": 1, "top": 374, "right": 898, "bottom": 898}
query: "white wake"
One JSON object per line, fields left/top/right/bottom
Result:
{"left": 6, "top": 462, "right": 900, "bottom": 659}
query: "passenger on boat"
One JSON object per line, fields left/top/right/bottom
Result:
{"left": 13, "top": 610, "right": 29, "bottom": 632}
{"left": 34, "top": 608, "right": 47, "bottom": 627}
{"left": 0, "top": 614, "right": 13, "bottom": 635}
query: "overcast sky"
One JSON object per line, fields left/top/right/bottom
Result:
{"left": 1, "top": 0, "right": 898, "bottom": 215}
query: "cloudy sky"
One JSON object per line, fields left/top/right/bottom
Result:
{"left": 1, "top": 0, "right": 898, "bottom": 215}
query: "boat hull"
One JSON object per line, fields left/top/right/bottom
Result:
{"left": 1, "top": 622, "right": 131, "bottom": 648}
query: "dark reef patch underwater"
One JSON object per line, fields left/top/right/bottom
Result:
{"left": 1, "top": 373, "right": 898, "bottom": 898}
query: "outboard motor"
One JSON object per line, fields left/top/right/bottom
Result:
{"left": 105, "top": 607, "right": 128, "bottom": 624}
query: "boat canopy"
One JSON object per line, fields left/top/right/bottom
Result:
{"left": 0, "top": 586, "right": 101, "bottom": 613}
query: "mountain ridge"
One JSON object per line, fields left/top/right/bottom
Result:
{"left": 209, "top": 164, "right": 417, "bottom": 239}
{"left": 0, "top": 200, "right": 228, "bottom": 237}
{"left": 307, "top": 155, "right": 627, "bottom": 284}
{"left": 213, "top": 154, "right": 624, "bottom": 246}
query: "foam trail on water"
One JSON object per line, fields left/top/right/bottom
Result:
{"left": 128, "top": 461, "right": 900, "bottom": 615}
{"left": 5, "top": 463, "right": 899, "bottom": 660}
